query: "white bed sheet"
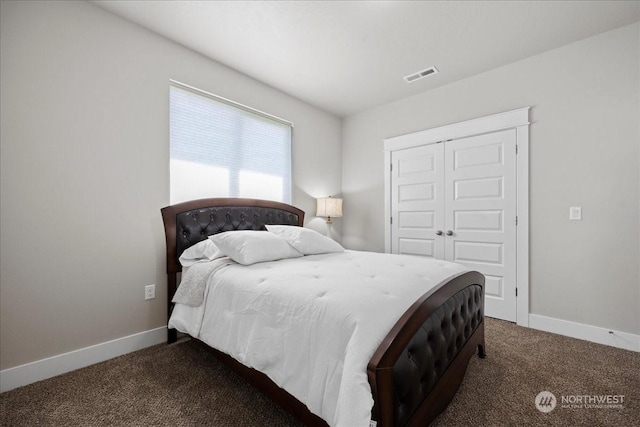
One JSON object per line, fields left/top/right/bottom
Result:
{"left": 169, "top": 250, "right": 467, "bottom": 427}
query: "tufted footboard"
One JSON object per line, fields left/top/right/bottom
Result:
{"left": 367, "top": 271, "right": 485, "bottom": 426}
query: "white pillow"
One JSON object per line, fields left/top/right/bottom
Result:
{"left": 179, "top": 238, "right": 224, "bottom": 267}
{"left": 265, "top": 225, "right": 344, "bottom": 255}
{"left": 210, "top": 230, "right": 302, "bottom": 266}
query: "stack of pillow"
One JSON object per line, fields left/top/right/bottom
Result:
{"left": 179, "top": 225, "right": 344, "bottom": 267}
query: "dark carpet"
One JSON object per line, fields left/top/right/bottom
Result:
{"left": 1, "top": 318, "right": 638, "bottom": 426}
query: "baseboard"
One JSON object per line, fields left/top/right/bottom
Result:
{"left": 0, "top": 326, "right": 167, "bottom": 393}
{"left": 528, "top": 314, "right": 639, "bottom": 352}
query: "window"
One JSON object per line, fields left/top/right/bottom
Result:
{"left": 169, "top": 82, "right": 293, "bottom": 204}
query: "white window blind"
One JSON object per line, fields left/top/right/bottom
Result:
{"left": 169, "top": 82, "right": 292, "bottom": 205}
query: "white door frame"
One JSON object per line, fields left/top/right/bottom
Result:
{"left": 383, "top": 107, "right": 530, "bottom": 327}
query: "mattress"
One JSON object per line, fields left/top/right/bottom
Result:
{"left": 169, "top": 250, "right": 467, "bottom": 427}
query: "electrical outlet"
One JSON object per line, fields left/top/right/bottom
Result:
{"left": 145, "top": 284, "right": 156, "bottom": 300}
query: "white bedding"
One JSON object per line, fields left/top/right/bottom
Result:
{"left": 169, "top": 250, "right": 467, "bottom": 427}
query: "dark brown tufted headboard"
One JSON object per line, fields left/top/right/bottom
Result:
{"left": 161, "top": 198, "right": 305, "bottom": 274}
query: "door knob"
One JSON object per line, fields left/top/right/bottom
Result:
{"left": 435, "top": 230, "right": 443, "bottom": 236}
{"left": 446, "top": 230, "right": 453, "bottom": 236}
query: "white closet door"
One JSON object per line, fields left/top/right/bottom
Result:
{"left": 390, "top": 144, "right": 445, "bottom": 258}
{"left": 444, "top": 129, "right": 517, "bottom": 322}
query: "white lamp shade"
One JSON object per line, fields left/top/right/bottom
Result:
{"left": 316, "top": 197, "right": 343, "bottom": 218}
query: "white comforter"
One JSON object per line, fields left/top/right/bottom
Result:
{"left": 169, "top": 250, "right": 467, "bottom": 427}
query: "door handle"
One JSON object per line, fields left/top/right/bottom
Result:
{"left": 446, "top": 230, "right": 453, "bottom": 236}
{"left": 435, "top": 230, "right": 443, "bottom": 236}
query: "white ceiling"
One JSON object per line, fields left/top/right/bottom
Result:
{"left": 92, "top": 1, "right": 640, "bottom": 118}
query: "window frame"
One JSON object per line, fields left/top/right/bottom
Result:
{"left": 169, "top": 80, "right": 294, "bottom": 205}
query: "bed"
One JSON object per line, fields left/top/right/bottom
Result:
{"left": 161, "top": 198, "right": 485, "bottom": 427}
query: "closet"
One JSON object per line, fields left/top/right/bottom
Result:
{"left": 384, "top": 108, "right": 529, "bottom": 323}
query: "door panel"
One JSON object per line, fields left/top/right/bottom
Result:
{"left": 398, "top": 153, "right": 435, "bottom": 175}
{"left": 444, "top": 129, "right": 517, "bottom": 322}
{"left": 398, "top": 238, "right": 435, "bottom": 257}
{"left": 398, "top": 182, "right": 435, "bottom": 202}
{"left": 454, "top": 177, "right": 503, "bottom": 200}
{"left": 484, "top": 275, "right": 504, "bottom": 299}
{"left": 398, "top": 211, "right": 435, "bottom": 228}
{"left": 453, "top": 141, "right": 504, "bottom": 169}
{"left": 454, "top": 210, "right": 503, "bottom": 231}
{"left": 453, "top": 240, "right": 503, "bottom": 265}
{"left": 391, "top": 144, "right": 444, "bottom": 259}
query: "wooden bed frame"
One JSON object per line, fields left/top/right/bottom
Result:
{"left": 161, "top": 198, "right": 485, "bottom": 427}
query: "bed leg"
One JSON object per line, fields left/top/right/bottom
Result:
{"left": 168, "top": 328, "right": 177, "bottom": 344}
{"left": 478, "top": 344, "right": 486, "bottom": 359}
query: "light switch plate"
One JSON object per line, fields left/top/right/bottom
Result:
{"left": 569, "top": 207, "right": 582, "bottom": 221}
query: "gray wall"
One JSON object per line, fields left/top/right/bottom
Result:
{"left": 342, "top": 23, "right": 639, "bottom": 335}
{"left": 0, "top": 1, "right": 342, "bottom": 370}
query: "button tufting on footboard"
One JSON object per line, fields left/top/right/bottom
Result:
{"left": 390, "top": 284, "right": 483, "bottom": 426}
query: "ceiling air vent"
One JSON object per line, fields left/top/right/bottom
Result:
{"left": 403, "top": 66, "right": 439, "bottom": 83}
